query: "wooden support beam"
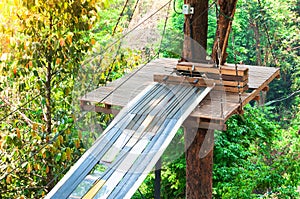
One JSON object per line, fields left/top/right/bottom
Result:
{"left": 262, "top": 86, "right": 270, "bottom": 92}
{"left": 253, "top": 95, "right": 260, "bottom": 102}
{"left": 81, "top": 104, "right": 120, "bottom": 115}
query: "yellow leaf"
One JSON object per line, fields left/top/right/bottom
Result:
{"left": 32, "top": 123, "right": 38, "bottom": 131}
{"left": 59, "top": 38, "right": 65, "bottom": 47}
{"left": 66, "top": 147, "right": 71, "bottom": 160}
{"left": 46, "top": 165, "right": 50, "bottom": 173}
{"left": 42, "top": 151, "right": 46, "bottom": 159}
{"left": 45, "top": 135, "right": 50, "bottom": 143}
{"left": 91, "top": 38, "right": 96, "bottom": 45}
{"left": 61, "top": 152, "right": 66, "bottom": 161}
{"left": 56, "top": 58, "right": 61, "bottom": 65}
{"left": 58, "top": 135, "right": 63, "bottom": 144}
{"left": 16, "top": 128, "right": 21, "bottom": 139}
{"left": 34, "top": 163, "right": 41, "bottom": 171}
{"left": 41, "top": 125, "right": 46, "bottom": 132}
{"left": 66, "top": 129, "right": 71, "bottom": 135}
{"left": 66, "top": 34, "right": 73, "bottom": 44}
{"left": 27, "top": 163, "right": 32, "bottom": 174}
{"left": 75, "top": 139, "right": 80, "bottom": 149}
{"left": 6, "top": 175, "right": 11, "bottom": 184}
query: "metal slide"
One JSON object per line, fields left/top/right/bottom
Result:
{"left": 46, "top": 82, "right": 212, "bottom": 199}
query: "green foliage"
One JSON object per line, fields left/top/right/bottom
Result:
{"left": 0, "top": 0, "right": 98, "bottom": 197}
{"left": 214, "top": 105, "right": 300, "bottom": 198}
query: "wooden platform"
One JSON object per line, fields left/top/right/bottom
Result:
{"left": 47, "top": 83, "right": 213, "bottom": 199}
{"left": 80, "top": 58, "right": 280, "bottom": 125}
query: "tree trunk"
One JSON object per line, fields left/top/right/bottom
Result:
{"left": 251, "top": 20, "right": 267, "bottom": 106}
{"left": 182, "top": 0, "right": 209, "bottom": 62}
{"left": 46, "top": 61, "right": 52, "bottom": 135}
{"left": 212, "top": 0, "right": 238, "bottom": 65}
{"left": 252, "top": 21, "right": 262, "bottom": 66}
{"left": 184, "top": 118, "right": 214, "bottom": 199}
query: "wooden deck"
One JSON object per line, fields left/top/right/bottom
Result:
{"left": 80, "top": 58, "right": 280, "bottom": 125}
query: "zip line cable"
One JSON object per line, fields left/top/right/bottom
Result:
{"left": 112, "top": 0, "right": 130, "bottom": 36}
{"left": 265, "top": 90, "right": 300, "bottom": 106}
{"left": 128, "top": 0, "right": 140, "bottom": 23}
{"left": 104, "top": 0, "right": 140, "bottom": 86}
{"left": 158, "top": 1, "right": 172, "bottom": 57}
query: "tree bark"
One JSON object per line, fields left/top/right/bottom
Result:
{"left": 46, "top": 61, "right": 52, "bottom": 135}
{"left": 212, "top": 0, "right": 238, "bottom": 65}
{"left": 184, "top": 118, "right": 214, "bottom": 199}
{"left": 182, "top": 0, "right": 209, "bottom": 62}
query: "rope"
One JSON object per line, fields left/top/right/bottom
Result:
{"left": 128, "top": 0, "right": 140, "bottom": 23}
{"left": 216, "top": 4, "right": 224, "bottom": 119}
{"left": 112, "top": 0, "right": 130, "bottom": 36}
{"left": 173, "top": 0, "right": 181, "bottom": 15}
{"left": 158, "top": 1, "right": 172, "bottom": 57}
{"left": 105, "top": 0, "right": 141, "bottom": 86}
{"left": 232, "top": 28, "right": 243, "bottom": 112}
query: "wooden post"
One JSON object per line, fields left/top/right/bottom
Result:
{"left": 184, "top": 118, "right": 214, "bottom": 199}
{"left": 182, "top": 0, "right": 209, "bottom": 62}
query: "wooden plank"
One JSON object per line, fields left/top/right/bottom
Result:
{"left": 82, "top": 180, "right": 106, "bottom": 199}
{"left": 81, "top": 104, "right": 120, "bottom": 115}
{"left": 243, "top": 67, "right": 280, "bottom": 106}
{"left": 214, "top": 85, "right": 249, "bottom": 93}
{"left": 94, "top": 137, "right": 151, "bottom": 198}
{"left": 176, "top": 62, "right": 248, "bottom": 76}
{"left": 199, "top": 121, "right": 227, "bottom": 131}
{"left": 101, "top": 129, "right": 135, "bottom": 163}
{"left": 221, "top": 74, "right": 248, "bottom": 81}
{"left": 153, "top": 74, "right": 215, "bottom": 87}
{"left": 121, "top": 86, "right": 213, "bottom": 199}
{"left": 215, "top": 79, "right": 248, "bottom": 87}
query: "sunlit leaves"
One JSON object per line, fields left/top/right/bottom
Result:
{"left": 0, "top": 0, "right": 99, "bottom": 198}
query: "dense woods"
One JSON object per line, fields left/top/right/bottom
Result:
{"left": 0, "top": 0, "right": 299, "bottom": 198}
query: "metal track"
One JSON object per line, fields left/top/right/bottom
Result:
{"left": 46, "top": 82, "right": 213, "bottom": 199}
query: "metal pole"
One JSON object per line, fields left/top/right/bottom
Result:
{"left": 154, "top": 158, "right": 162, "bottom": 199}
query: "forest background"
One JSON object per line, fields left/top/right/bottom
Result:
{"left": 0, "top": 0, "right": 299, "bottom": 198}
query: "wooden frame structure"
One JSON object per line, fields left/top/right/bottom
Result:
{"left": 80, "top": 58, "right": 280, "bottom": 129}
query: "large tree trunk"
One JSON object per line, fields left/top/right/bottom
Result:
{"left": 182, "top": 0, "right": 209, "bottom": 62}
{"left": 184, "top": 118, "right": 214, "bottom": 199}
{"left": 212, "top": 0, "right": 238, "bottom": 65}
